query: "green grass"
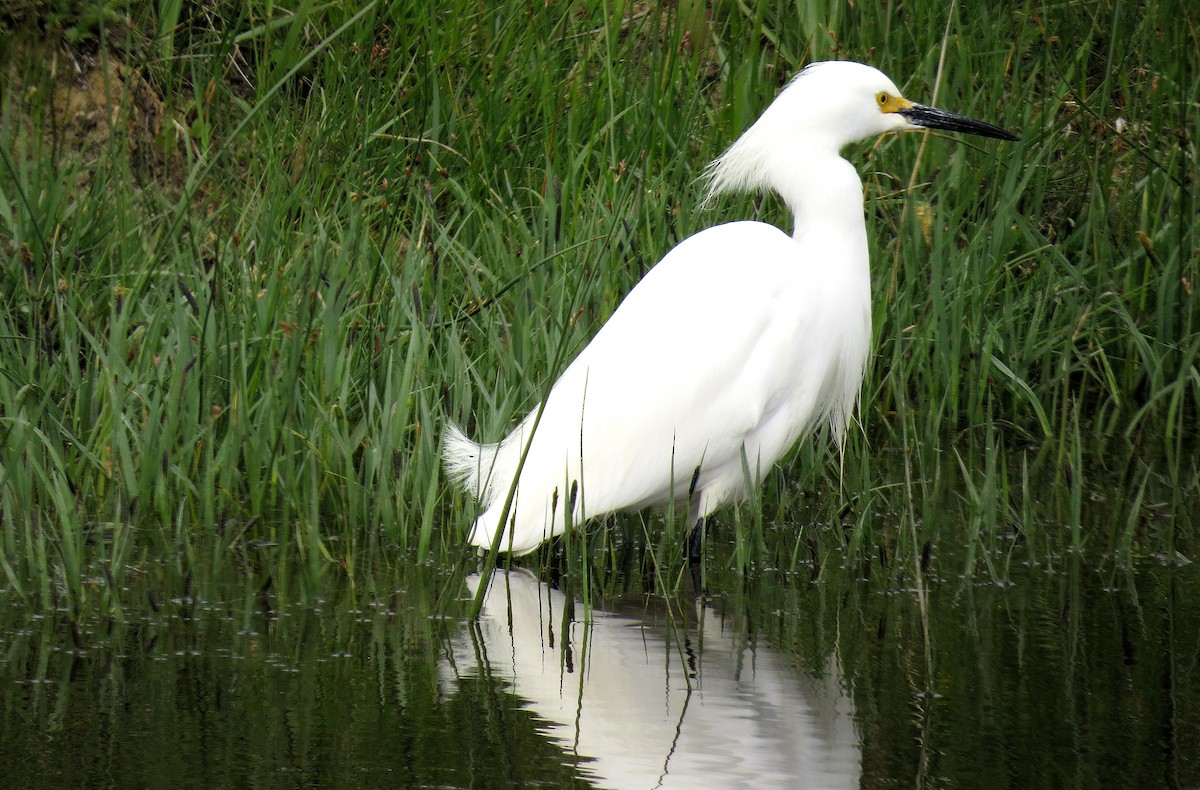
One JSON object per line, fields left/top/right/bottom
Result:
{"left": 0, "top": 0, "right": 1197, "bottom": 616}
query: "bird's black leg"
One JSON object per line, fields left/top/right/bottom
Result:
{"left": 687, "top": 517, "right": 705, "bottom": 565}
{"left": 686, "top": 465, "right": 707, "bottom": 594}
{"left": 687, "top": 517, "right": 708, "bottom": 594}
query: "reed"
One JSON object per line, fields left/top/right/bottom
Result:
{"left": 0, "top": 0, "right": 1195, "bottom": 614}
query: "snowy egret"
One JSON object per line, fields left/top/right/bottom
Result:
{"left": 444, "top": 60, "right": 1018, "bottom": 561}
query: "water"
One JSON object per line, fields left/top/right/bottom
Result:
{"left": 448, "top": 570, "right": 859, "bottom": 788}
{"left": 1, "top": 552, "right": 1197, "bottom": 788}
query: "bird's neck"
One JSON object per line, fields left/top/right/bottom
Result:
{"left": 780, "top": 156, "right": 866, "bottom": 245}
{"left": 784, "top": 155, "right": 872, "bottom": 345}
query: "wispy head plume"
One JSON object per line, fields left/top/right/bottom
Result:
{"left": 698, "top": 65, "right": 821, "bottom": 210}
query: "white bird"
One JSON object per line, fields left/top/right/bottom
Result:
{"left": 444, "top": 61, "right": 1017, "bottom": 560}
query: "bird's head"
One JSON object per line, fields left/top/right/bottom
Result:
{"left": 703, "top": 61, "right": 1018, "bottom": 204}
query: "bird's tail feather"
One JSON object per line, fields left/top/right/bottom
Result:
{"left": 441, "top": 419, "right": 530, "bottom": 509}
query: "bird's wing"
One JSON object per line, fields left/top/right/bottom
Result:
{"left": 521, "top": 220, "right": 822, "bottom": 515}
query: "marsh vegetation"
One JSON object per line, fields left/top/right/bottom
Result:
{"left": 1, "top": 1, "right": 1197, "bottom": 785}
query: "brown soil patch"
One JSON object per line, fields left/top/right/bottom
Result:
{"left": 6, "top": 42, "right": 184, "bottom": 185}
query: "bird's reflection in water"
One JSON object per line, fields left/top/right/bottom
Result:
{"left": 444, "top": 570, "right": 860, "bottom": 789}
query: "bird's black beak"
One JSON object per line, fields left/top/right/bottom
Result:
{"left": 899, "top": 104, "right": 1019, "bottom": 141}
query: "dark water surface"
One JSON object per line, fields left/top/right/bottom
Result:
{"left": 1, "top": 550, "right": 1197, "bottom": 788}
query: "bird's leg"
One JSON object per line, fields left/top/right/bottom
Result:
{"left": 686, "top": 466, "right": 707, "bottom": 594}
{"left": 687, "top": 516, "right": 708, "bottom": 594}
{"left": 687, "top": 517, "right": 705, "bottom": 565}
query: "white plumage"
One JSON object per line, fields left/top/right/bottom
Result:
{"left": 444, "top": 61, "right": 1017, "bottom": 556}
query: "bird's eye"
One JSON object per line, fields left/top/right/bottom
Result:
{"left": 877, "top": 92, "right": 889, "bottom": 106}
